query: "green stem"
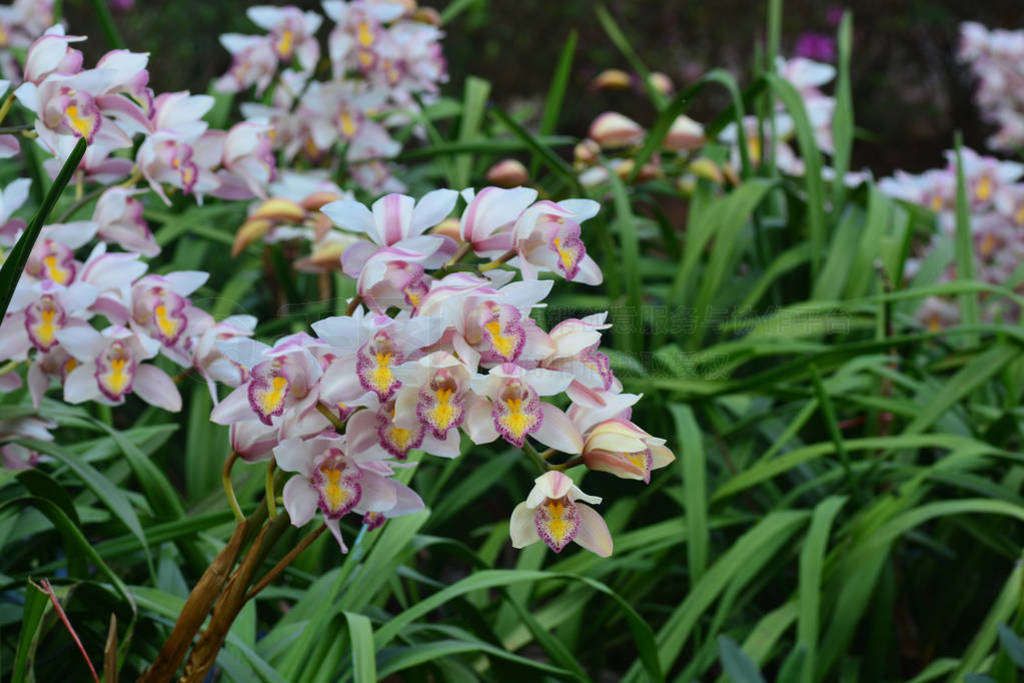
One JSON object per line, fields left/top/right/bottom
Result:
{"left": 222, "top": 451, "right": 245, "bottom": 524}
{"left": 265, "top": 461, "right": 278, "bottom": 520}
{"left": 522, "top": 441, "right": 548, "bottom": 474}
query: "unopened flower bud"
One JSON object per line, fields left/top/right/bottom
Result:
{"left": 249, "top": 198, "right": 306, "bottom": 223}
{"left": 574, "top": 139, "right": 601, "bottom": 168}
{"left": 485, "top": 159, "right": 529, "bottom": 188}
{"left": 648, "top": 71, "right": 674, "bottom": 95}
{"left": 591, "top": 68, "right": 632, "bottom": 91}
{"left": 687, "top": 157, "right": 724, "bottom": 184}
{"left": 232, "top": 219, "right": 272, "bottom": 257}
{"left": 582, "top": 419, "right": 675, "bottom": 483}
{"left": 413, "top": 6, "right": 441, "bottom": 25}
{"left": 589, "top": 112, "right": 644, "bottom": 149}
{"left": 302, "top": 191, "right": 343, "bottom": 212}
{"left": 431, "top": 217, "right": 462, "bottom": 242}
{"left": 664, "top": 115, "right": 706, "bottom": 151}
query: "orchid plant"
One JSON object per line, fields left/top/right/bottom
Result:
{"left": 0, "top": 0, "right": 674, "bottom": 678}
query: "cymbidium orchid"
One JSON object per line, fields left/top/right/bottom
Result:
{"left": 211, "top": 332, "right": 325, "bottom": 427}
{"left": 467, "top": 363, "right": 581, "bottom": 453}
{"left": 510, "top": 471, "right": 612, "bottom": 556}
{"left": 92, "top": 187, "right": 159, "bottom": 256}
{"left": 0, "top": 278, "right": 96, "bottom": 360}
{"left": 512, "top": 198, "right": 603, "bottom": 284}
{"left": 57, "top": 324, "right": 181, "bottom": 410}
{"left": 275, "top": 432, "right": 424, "bottom": 551}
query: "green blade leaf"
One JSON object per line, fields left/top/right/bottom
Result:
{"left": 0, "top": 137, "right": 86, "bottom": 318}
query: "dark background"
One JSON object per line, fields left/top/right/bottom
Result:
{"left": 67, "top": 0, "right": 1024, "bottom": 176}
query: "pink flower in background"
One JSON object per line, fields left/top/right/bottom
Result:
{"left": 795, "top": 32, "right": 836, "bottom": 62}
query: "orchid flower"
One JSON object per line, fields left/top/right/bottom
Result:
{"left": 466, "top": 363, "right": 581, "bottom": 453}
{"left": 510, "top": 471, "right": 612, "bottom": 556}
{"left": 57, "top": 324, "right": 182, "bottom": 411}
{"left": 275, "top": 431, "right": 424, "bottom": 551}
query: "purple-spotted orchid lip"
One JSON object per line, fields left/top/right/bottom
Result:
{"left": 491, "top": 377, "right": 542, "bottom": 448}
{"left": 24, "top": 294, "right": 67, "bottom": 352}
{"left": 247, "top": 360, "right": 291, "bottom": 425}
{"left": 473, "top": 301, "right": 525, "bottom": 365}
{"left": 312, "top": 448, "right": 362, "bottom": 518}
{"left": 376, "top": 399, "right": 424, "bottom": 460}
{"left": 94, "top": 339, "right": 136, "bottom": 402}
{"left": 356, "top": 330, "right": 403, "bottom": 401}
{"left": 415, "top": 367, "right": 466, "bottom": 440}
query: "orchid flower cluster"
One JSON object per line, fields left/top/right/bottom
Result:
{"left": 216, "top": 1, "right": 446, "bottom": 197}
{"left": 879, "top": 147, "right": 1024, "bottom": 328}
{"left": 209, "top": 186, "right": 675, "bottom": 555}
{"left": 0, "top": 0, "right": 55, "bottom": 82}
{"left": 959, "top": 22, "right": 1024, "bottom": 153}
{"left": 573, "top": 56, "right": 868, "bottom": 193}
{"left": 4, "top": 23, "right": 280, "bottom": 204}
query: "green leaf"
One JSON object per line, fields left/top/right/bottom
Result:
{"left": 374, "top": 569, "right": 663, "bottom": 682}
{"left": 594, "top": 5, "right": 667, "bottom": 109}
{"left": 344, "top": 612, "right": 377, "bottom": 683}
{"left": 489, "top": 107, "right": 578, "bottom": 189}
{"left": 21, "top": 437, "right": 154, "bottom": 578}
{"left": 830, "top": 11, "right": 854, "bottom": 209}
{"left": 997, "top": 624, "right": 1024, "bottom": 669}
{"left": 0, "top": 496, "right": 135, "bottom": 611}
{"left": 797, "top": 496, "right": 847, "bottom": 683}
{"left": 454, "top": 76, "right": 491, "bottom": 188}
{"left": 670, "top": 404, "right": 708, "bottom": 586}
{"left": 766, "top": 74, "right": 826, "bottom": 281}
{"left": 533, "top": 30, "right": 578, "bottom": 176}
{"left": 718, "top": 634, "right": 767, "bottom": 683}
{"left": 0, "top": 137, "right": 86, "bottom": 318}
{"left": 11, "top": 581, "right": 49, "bottom": 683}
{"left": 953, "top": 133, "right": 979, "bottom": 337}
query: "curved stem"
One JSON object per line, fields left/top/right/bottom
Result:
{"left": 245, "top": 523, "right": 327, "bottom": 601}
{"left": 316, "top": 400, "right": 347, "bottom": 431}
{"left": 522, "top": 440, "right": 548, "bottom": 474}
{"left": 345, "top": 295, "right": 362, "bottom": 316}
{"left": 445, "top": 242, "right": 472, "bottom": 269}
{"left": 478, "top": 248, "right": 516, "bottom": 272}
{"left": 0, "top": 92, "right": 16, "bottom": 128}
{"left": 265, "top": 460, "right": 278, "bottom": 520}
{"left": 550, "top": 455, "right": 584, "bottom": 471}
{"left": 222, "top": 451, "right": 245, "bottom": 523}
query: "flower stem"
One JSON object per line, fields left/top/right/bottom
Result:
{"left": 522, "top": 440, "right": 548, "bottom": 474}
{"left": 345, "top": 295, "right": 362, "bottom": 315}
{"left": 0, "top": 93, "right": 16, "bottom": 128}
{"left": 478, "top": 248, "right": 516, "bottom": 272}
{"left": 316, "top": 400, "right": 347, "bottom": 431}
{"left": 445, "top": 242, "right": 472, "bottom": 268}
{"left": 550, "top": 455, "right": 584, "bottom": 471}
{"left": 222, "top": 451, "right": 245, "bottom": 523}
{"left": 265, "top": 461, "right": 278, "bottom": 520}
{"left": 245, "top": 523, "right": 327, "bottom": 601}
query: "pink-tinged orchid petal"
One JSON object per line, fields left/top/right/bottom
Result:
{"left": 210, "top": 385, "right": 255, "bottom": 425}
{"left": 230, "top": 420, "right": 278, "bottom": 463}
{"left": 283, "top": 476, "right": 319, "bottom": 527}
{"left": 0, "top": 371, "right": 21, "bottom": 391}
{"left": 324, "top": 517, "right": 349, "bottom": 553}
{"left": 574, "top": 504, "right": 613, "bottom": 557}
{"left": 28, "top": 363, "right": 48, "bottom": 409}
{"left": 132, "top": 364, "right": 182, "bottom": 412}
{"left": 462, "top": 392, "right": 498, "bottom": 444}
{"left": 509, "top": 501, "right": 540, "bottom": 548}
{"left": 534, "top": 404, "right": 583, "bottom": 454}
{"left": 357, "top": 471, "right": 399, "bottom": 512}
{"left": 322, "top": 198, "right": 377, "bottom": 239}
{"left": 0, "top": 135, "right": 19, "bottom": 158}
{"left": 63, "top": 363, "right": 101, "bottom": 403}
